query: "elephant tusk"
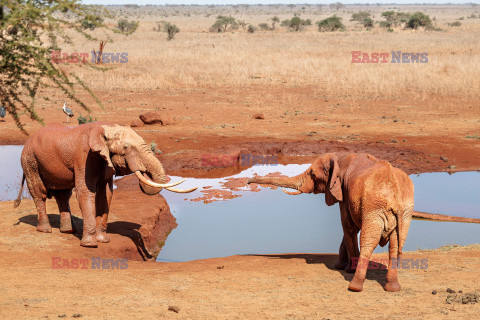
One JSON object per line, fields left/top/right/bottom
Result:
{"left": 134, "top": 171, "right": 187, "bottom": 188}
{"left": 165, "top": 186, "right": 198, "bottom": 193}
{"left": 281, "top": 188, "right": 302, "bottom": 195}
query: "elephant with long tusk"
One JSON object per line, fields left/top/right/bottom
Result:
{"left": 14, "top": 122, "right": 196, "bottom": 247}
{"left": 247, "top": 152, "right": 479, "bottom": 292}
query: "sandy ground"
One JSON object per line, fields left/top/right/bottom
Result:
{"left": 1, "top": 86, "right": 480, "bottom": 319}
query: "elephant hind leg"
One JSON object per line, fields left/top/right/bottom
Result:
{"left": 23, "top": 159, "right": 51, "bottom": 233}
{"left": 384, "top": 229, "right": 401, "bottom": 292}
{"left": 54, "top": 189, "right": 75, "bottom": 233}
{"left": 348, "top": 216, "right": 383, "bottom": 292}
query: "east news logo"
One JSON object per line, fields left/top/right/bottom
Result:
{"left": 351, "top": 51, "right": 428, "bottom": 63}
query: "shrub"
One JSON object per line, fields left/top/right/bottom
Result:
{"left": 406, "top": 12, "right": 433, "bottom": 30}
{"left": 363, "top": 18, "right": 374, "bottom": 28}
{"left": 317, "top": 15, "right": 345, "bottom": 32}
{"left": 449, "top": 21, "right": 462, "bottom": 27}
{"left": 282, "top": 16, "right": 311, "bottom": 31}
{"left": 163, "top": 22, "right": 180, "bottom": 40}
{"left": 247, "top": 25, "right": 256, "bottom": 33}
{"left": 80, "top": 14, "right": 103, "bottom": 30}
{"left": 258, "top": 23, "right": 270, "bottom": 31}
{"left": 351, "top": 11, "right": 371, "bottom": 22}
{"left": 378, "top": 21, "right": 392, "bottom": 29}
{"left": 210, "top": 15, "right": 238, "bottom": 33}
{"left": 116, "top": 19, "right": 139, "bottom": 35}
{"left": 77, "top": 114, "right": 97, "bottom": 125}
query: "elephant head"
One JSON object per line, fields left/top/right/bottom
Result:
{"left": 247, "top": 153, "right": 343, "bottom": 206}
{"left": 89, "top": 123, "right": 196, "bottom": 194}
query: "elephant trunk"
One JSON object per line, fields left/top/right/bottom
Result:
{"left": 247, "top": 174, "right": 303, "bottom": 192}
{"left": 138, "top": 148, "right": 168, "bottom": 195}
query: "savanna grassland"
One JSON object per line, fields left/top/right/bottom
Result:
{"left": 2, "top": 3, "right": 479, "bottom": 172}
{"left": 1, "top": 4, "right": 480, "bottom": 319}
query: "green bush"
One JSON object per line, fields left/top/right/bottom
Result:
{"left": 363, "top": 18, "right": 374, "bottom": 28}
{"left": 406, "top": 12, "right": 433, "bottom": 30}
{"left": 449, "top": 21, "right": 462, "bottom": 27}
{"left": 80, "top": 14, "right": 103, "bottom": 30}
{"left": 317, "top": 15, "right": 345, "bottom": 32}
{"left": 247, "top": 25, "right": 256, "bottom": 33}
{"left": 116, "top": 19, "right": 139, "bottom": 35}
{"left": 282, "top": 16, "right": 311, "bottom": 31}
{"left": 77, "top": 114, "right": 97, "bottom": 125}
{"left": 351, "top": 11, "right": 371, "bottom": 22}
{"left": 258, "top": 23, "right": 270, "bottom": 31}
{"left": 163, "top": 22, "right": 180, "bottom": 40}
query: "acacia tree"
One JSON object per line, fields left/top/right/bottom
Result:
{"left": 0, "top": 1, "right": 107, "bottom": 132}
{"left": 210, "top": 16, "right": 238, "bottom": 33}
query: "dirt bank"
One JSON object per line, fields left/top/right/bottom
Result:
{"left": 1, "top": 87, "right": 479, "bottom": 176}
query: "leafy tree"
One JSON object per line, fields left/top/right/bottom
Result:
{"left": 116, "top": 19, "right": 139, "bottom": 35}
{"left": 210, "top": 16, "right": 238, "bottom": 33}
{"left": 381, "top": 11, "right": 410, "bottom": 28}
{"left": 406, "top": 12, "right": 433, "bottom": 30}
{"left": 0, "top": 1, "right": 106, "bottom": 132}
{"left": 282, "top": 16, "right": 311, "bottom": 31}
{"left": 271, "top": 16, "right": 280, "bottom": 30}
{"left": 317, "top": 15, "right": 345, "bottom": 31}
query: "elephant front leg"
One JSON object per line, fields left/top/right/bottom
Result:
{"left": 75, "top": 187, "right": 98, "bottom": 248}
{"left": 334, "top": 237, "right": 349, "bottom": 270}
{"left": 338, "top": 205, "right": 360, "bottom": 273}
{"left": 54, "top": 190, "right": 75, "bottom": 233}
{"left": 95, "top": 179, "right": 113, "bottom": 243}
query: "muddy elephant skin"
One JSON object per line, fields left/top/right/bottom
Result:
{"left": 14, "top": 122, "right": 195, "bottom": 247}
{"left": 248, "top": 152, "right": 414, "bottom": 292}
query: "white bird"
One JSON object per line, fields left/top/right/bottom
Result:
{"left": 63, "top": 102, "right": 74, "bottom": 124}
{"left": 0, "top": 106, "right": 6, "bottom": 120}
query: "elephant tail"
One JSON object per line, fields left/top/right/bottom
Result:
{"left": 413, "top": 211, "right": 480, "bottom": 224}
{"left": 13, "top": 174, "right": 25, "bottom": 208}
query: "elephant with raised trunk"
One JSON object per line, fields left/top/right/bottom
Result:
{"left": 14, "top": 122, "right": 196, "bottom": 247}
{"left": 248, "top": 153, "right": 414, "bottom": 292}
{"left": 248, "top": 152, "right": 480, "bottom": 292}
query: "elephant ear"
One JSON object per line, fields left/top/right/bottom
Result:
{"left": 88, "top": 125, "right": 115, "bottom": 178}
{"left": 325, "top": 155, "right": 343, "bottom": 206}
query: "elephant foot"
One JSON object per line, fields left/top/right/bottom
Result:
{"left": 384, "top": 281, "right": 401, "bottom": 292}
{"left": 36, "top": 223, "right": 52, "bottom": 233}
{"left": 96, "top": 232, "right": 110, "bottom": 243}
{"left": 348, "top": 279, "right": 364, "bottom": 292}
{"left": 60, "top": 215, "right": 75, "bottom": 233}
{"left": 80, "top": 234, "right": 98, "bottom": 248}
{"left": 344, "top": 263, "right": 356, "bottom": 274}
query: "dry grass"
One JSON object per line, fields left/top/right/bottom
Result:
{"left": 59, "top": 4, "right": 480, "bottom": 100}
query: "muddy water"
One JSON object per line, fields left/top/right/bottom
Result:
{"left": 1, "top": 145, "right": 479, "bottom": 262}
{"left": 160, "top": 168, "right": 480, "bottom": 262}
{"left": 0, "top": 145, "right": 28, "bottom": 201}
